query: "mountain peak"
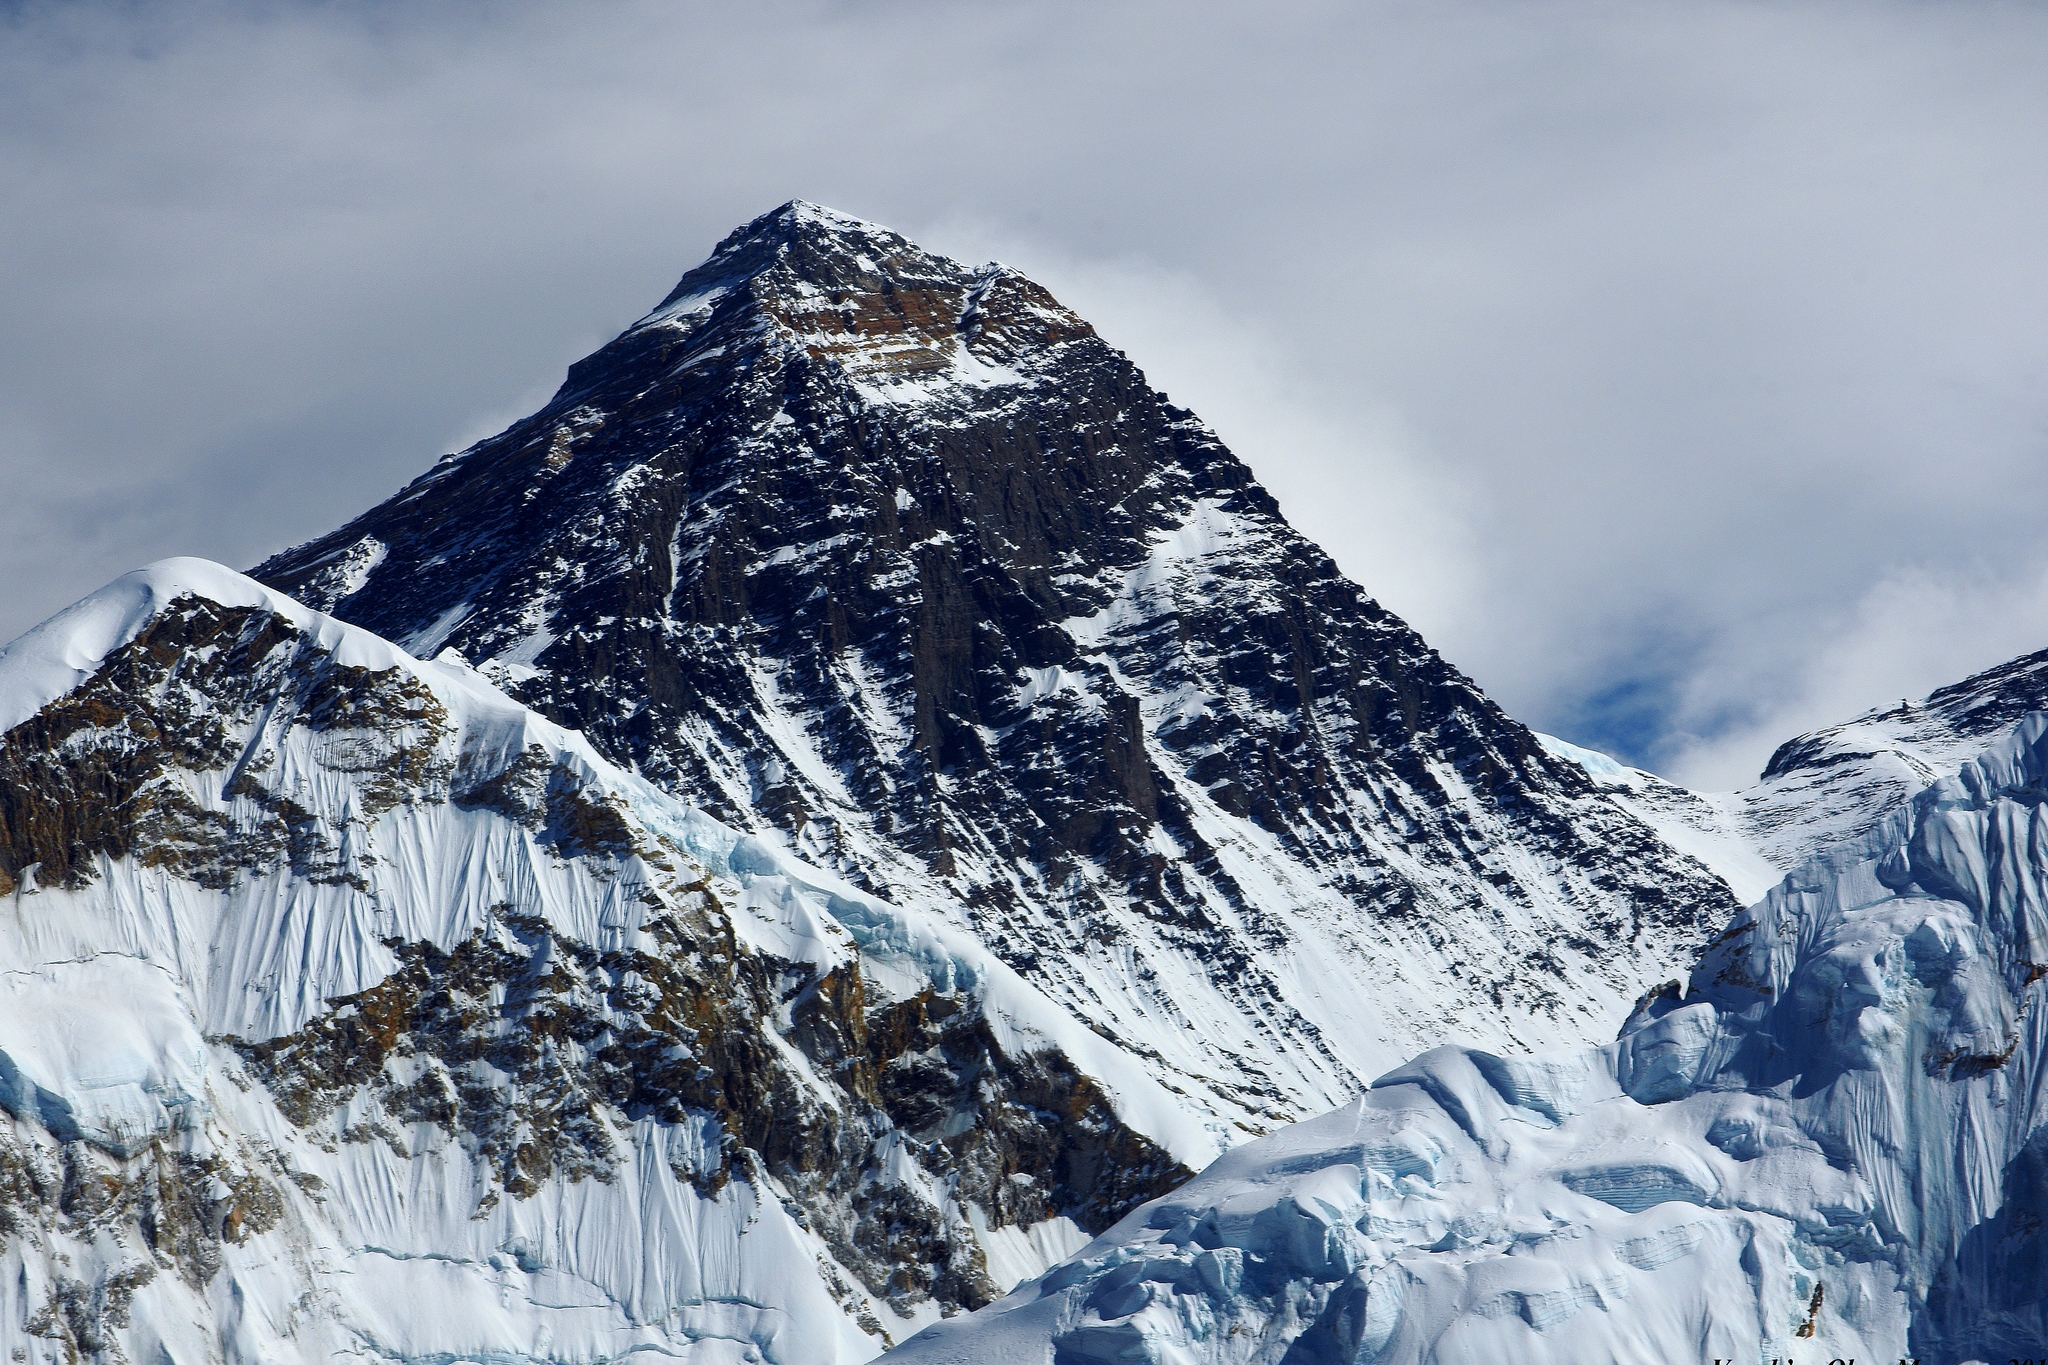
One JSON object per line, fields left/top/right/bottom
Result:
{"left": 737, "top": 197, "right": 899, "bottom": 244}
{"left": 256, "top": 200, "right": 1737, "bottom": 1153}
{"left": 604, "top": 203, "right": 1088, "bottom": 403}
{"left": 644, "top": 198, "right": 965, "bottom": 321}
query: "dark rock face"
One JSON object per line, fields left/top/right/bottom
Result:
{"left": 258, "top": 201, "right": 1739, "bottom": 1119}
{"left": 0, "top": 595, "right": 447, "bottom": 897}
{"left": 232, "top": 898, "right": 1183, "bottom": 1316}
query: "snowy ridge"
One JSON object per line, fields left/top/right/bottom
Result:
{"left": 1535, "top": 733, "right": 1782, "bottom": 907}
{"left": 891, "top": 713, "right": 2048, "bottom": 1363}
{"left": 0, "top": 558, "right": 376, "bottom": 735}
{"left": 0, "top": 560, "right": 1217, "bottom": 1363}
{"left": 1540, "top": 637, "right": 2048, "bottom": 905}
{"left": 1733, "top": 649, "right": 2048, "bottom": 870}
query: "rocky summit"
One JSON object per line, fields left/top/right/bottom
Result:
{"left": 257, "top": 201, "right": 1739, "bottom": 1130}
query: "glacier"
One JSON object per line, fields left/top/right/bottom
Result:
{"left": 10, "top": 554, "right": 2039, "bottom": 1361}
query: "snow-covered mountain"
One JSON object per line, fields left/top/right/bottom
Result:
{"left": 16, "top": 200, "right": 2030, "bottom": 1364}
{"left": 888, "top": 705, "right": 2048, "bottom": 1363}
{"left": 0, "top": 559, "right": 1223, "bottom": 1361}
{"left": 254, "top": 200, "right": 1738, "bottom": 1153}
{"left": 1734, "top": 646, "right": 2048, "bottom": 869}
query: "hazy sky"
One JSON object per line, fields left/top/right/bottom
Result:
{"left": 6, "top": 0, "right": 2048, "bottom": 787}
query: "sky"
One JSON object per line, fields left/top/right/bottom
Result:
{"left": 5, "top": 0, "right": 2048, "bottom": 788}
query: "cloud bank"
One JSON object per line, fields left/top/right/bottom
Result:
{"left": 5, "top": 0, "right": 2048, "bottom": 786}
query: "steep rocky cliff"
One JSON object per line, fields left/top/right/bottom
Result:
{"left": 257, "top": 202, "right": 1740, "bottom": 1132}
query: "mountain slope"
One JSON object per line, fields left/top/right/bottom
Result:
{"left": 255, "top": 201, "right": 1740, "bottom": 1133}
{"left": 0, "top": 559, "right": 1231, "bottom": 1361}
{"left": 888, "top": 707, "right": 2048, "bottom": 1364}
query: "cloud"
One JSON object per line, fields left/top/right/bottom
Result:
{"left": 4, "top": 0, "right": 2048, "bottom": 782}
{"left": 1664, "top": 561, "right": 2048, "bottom": 790}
